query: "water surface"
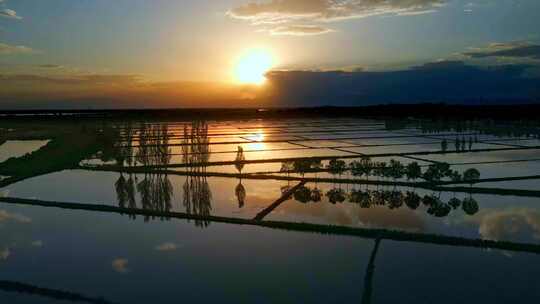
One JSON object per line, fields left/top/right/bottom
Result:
{"left": 0, "top": 117, "right": 539, "bottom": 303}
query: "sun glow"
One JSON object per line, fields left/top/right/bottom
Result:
{"left": 246, "top": 129, "right": 266, "bottom": 151}
{"left": 234, "top": 49, "right": 274, "bottom": 85}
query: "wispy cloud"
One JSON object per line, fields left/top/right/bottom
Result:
{"left": 155, "top": 242, "right": 180, "bottom": 252}
{"left": 0, "top": 248, "right": 10, "bottom": 260}
{"left": 31, "top": 240, "right": 44, "bottom": 247}
{"left": 268, "top": 24, "right": 333, "bottom": 36}
{"left": 37, "top": 64, "right": 63, "bottom": 69}
{"left": 0, "top": 74, "right": 141, "bottom": 86}
{"left": 464, "top": 41, "right": 540, "bottom": 60}
{"left": 0, "top": 42, "right": 37, "bottom": 55}
{"left": 0, "top": 209, "right": 32, "bottom": 224}
{"left": 0, "top": 8, "right": 20, "bottom": 19}
{"left": 0, "top": 0, "right": 21, "bottom": 20}
{"left": 228, "top": 0, "right": 446, "bottom": 36}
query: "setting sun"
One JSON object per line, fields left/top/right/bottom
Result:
{"left": 234, "top": 49, "right": 274, "bottom": 85}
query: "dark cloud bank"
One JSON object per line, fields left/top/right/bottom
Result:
{"left": 465, "top": 44, "right": 540, "bottom": 60}
{"left": 265, "top": 61, "right": 540, "bottom": 107}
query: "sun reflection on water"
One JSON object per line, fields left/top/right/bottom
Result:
{"left": 250, "top": 130, "right": 266, "bottom": 151}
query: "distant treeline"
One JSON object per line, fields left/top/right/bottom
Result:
{"left": 1, "top": 103, "right": 540, "bottom": 121}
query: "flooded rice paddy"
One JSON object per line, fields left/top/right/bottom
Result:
{"left": 0, "top": 117, "right": 539, "bottom": 303}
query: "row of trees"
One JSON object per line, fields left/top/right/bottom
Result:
{"left": 414, "top": 119, "right": 540, "bottom": 139}
{"left": 386, "top": 118, "right": 540, "bottom": 139}
{"left": 280, "top": 157, "right": 481, "bottom": 185}
{"left": 441, "top": 137, "right": 478, "bottom": 152}
{"left": 288, "top": 185, "right": 479, "bottom": 217}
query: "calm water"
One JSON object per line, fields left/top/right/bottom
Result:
{"left": 0, "top": 118, "right": 539, "bottom": 303}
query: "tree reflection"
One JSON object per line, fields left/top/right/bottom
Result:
{"left": 114, "top": 123, "right": 174, "bottom": 221}
{"left": 404, "top": 191, "right": 421, "bottom": 210}
{"left": 236, "top": 180, "right": 246, "bottom": 208}
{"left": 115, "top": 173, "right": 128, "bottom": 208}
{"left": 326, "top": 188, "right": 346, "bottom": 204}
{"left": 181, "top": 121, "right": 213, "bottom": 227}
{"left": 294, "top": 186, "right": 312, "bottom": 203}
{"left": 462, "top": 196, "right": 479, "bottom": 215}
{"left": 310, "top": 187, "right": 322, "bottom": 203}
{"left": 289, "top": 184, "right": 480, "bottom": 218}
{"left": 183, "top": 174, "right": 212, "bottom": 227}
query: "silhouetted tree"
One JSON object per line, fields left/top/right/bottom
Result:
{"left": 235, "top": 146, "right": 245, "bottom": 174}
{"left": 441, "top": 139, "right": 448, "bottom": 153}
{"left": 463, "top": 168, "right": 481, "bottom": 186}
{"left": 405, "top": 162, "right": 422, "bottom": 181}
{"left": 293, "top": 159, "right": 311, "bottom": 178}
{"left": 327, "top": 159, "right": 347, "bottom": 178}
{"left": 435, "top": 162, "right": 452, "bottom": 178}
{"left": 360, "top": 156, "right": 373, "bottom": 180}
{"left": 455, "top": 137, "right": 461, "bottom": 151}
{"left": 372, "top": 162, "right": 387, "bottom": 181}
{"left": 280, "top": 161, "right": 294, "bottom": 177}
{"left": 423, "top": 165, "right": 441, "bottom": 183}
{"left": 449, "top": 170, "right": 462, "bottom": 183}
{"left": 388, "top": 159, "right": 405, "bottom": 181}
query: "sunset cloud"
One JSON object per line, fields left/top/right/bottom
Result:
{"left": 478, "top": 208, "right": 540, "bottom": 242}
{"left": 0, "top": 73, "right": 267, "bottom": 109}
{"left": 228, "top": 0, "right": 446, "bottom": 24}
{"left": 0, "top": 42, "right": 36, "bottom": 55}
{"left": 0, "top": 74, "right": 141, "bottom": 86}
{"left": 0, "top": 8, "right": 21, "bottom": 20}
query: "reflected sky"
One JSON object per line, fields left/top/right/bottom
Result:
{"left": 0, "top": 140, "right": 49, "bottom": 163}
{"left": 3, "top": 169, "right": 540, "bottom": 244}
{"left": 0, "top": 203, "right": 539, "bottom": 303}
{"left": 1, "top": 117, "right": 540, "bottom": 303}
